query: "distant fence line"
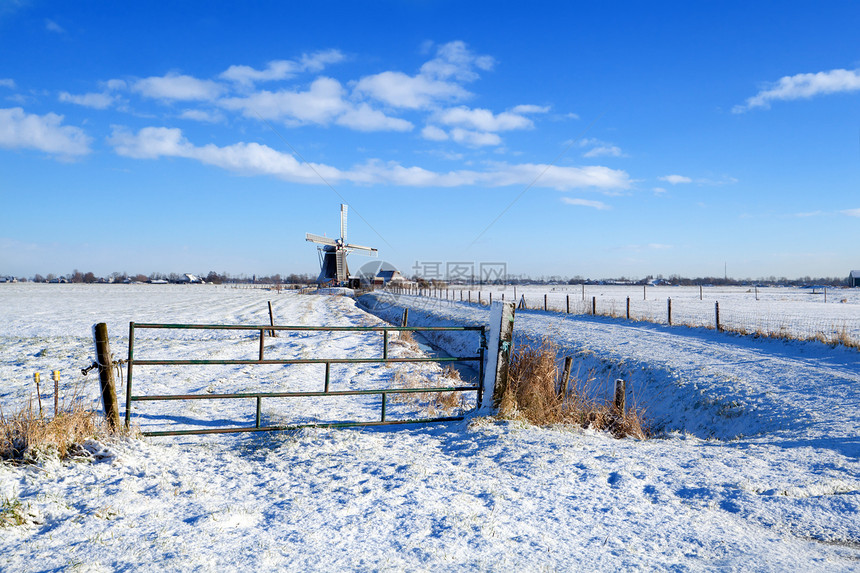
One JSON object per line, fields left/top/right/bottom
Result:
{"left": 389, "top": 285, "right": 860, "bottom": 349}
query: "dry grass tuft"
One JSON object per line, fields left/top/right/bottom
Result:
{"left": 0, "top": 401, "right": 116, "bottom": 463}
{"left": 391, "top": 366, "right": 467, "bottom": 416}
{"left": 498, "top": 337, "right": 648, "bottom": 439}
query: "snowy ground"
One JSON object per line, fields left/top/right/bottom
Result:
{"left": 1, "top": 284, "right": 859, "bottom": 571}
{"left": 405, "top": 284, "right": 860, "bottom": 344}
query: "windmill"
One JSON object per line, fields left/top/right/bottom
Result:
{"left": 306, "top": 204, "right": 378, "bottom": 285}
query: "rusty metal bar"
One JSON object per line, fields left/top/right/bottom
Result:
{"left": 131, "top": 384, "right": 479, "bottom": 402}
{"left": 381, "top": 392, "right": 387, "bottom": 422}
{"left": 131, "top": 356, "right": 480, "bottom": 366}
{"left": 142, "top": 416, "right": 468, "bottom": 437}
{"left": 256, "top": 396, "right": 262, "bottom": 428}
{"left": 132, "top": 323, "right": 483, "bottom": 332}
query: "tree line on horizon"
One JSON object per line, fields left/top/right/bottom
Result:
{"left": 16, "top": 270, "right": 316, "bottom": 285}
{"left": 4, "top": 269, "right": 854, "bottom": 287}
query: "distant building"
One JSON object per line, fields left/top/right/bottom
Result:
{"left": 178, "top": 273, "right": 203, "bottom": 284}
{"left": 850, "top": 270, "right": 860, "bottom": 287}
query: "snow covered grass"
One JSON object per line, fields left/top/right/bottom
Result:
{"left": 0, "top": 401, "right": 108, "bottom": 462}
{"left": 500, "top": 337, "right": 648, "bottom": 438}
{"left": 406, "top": 284, "right": 860, "bottom": 349}
{"left": 3, "top": 285, "right": 860, "bottom": 570}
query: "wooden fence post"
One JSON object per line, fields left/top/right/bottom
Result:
{"left": 643, "top": 284, "right": 646, "bottom": 300}
{"left": 268, "top": 301, "right": 277, "bottom": 337}
{"left": 667, "top": 298, "right": 672, "bottom": 325}
{"left": 93, "top": 323, "right": 120, "bottom": 431}
{"left": 560, "top": 356, "right": 573, "bottom": 396}
{"left": 33, "top": 372, "right": 42, "bottom": 417}
{"left": 544, "top": 294, "right": 548, "bottom": 311}
{"left": 482, "top": 301, "right": 515, "bottom": 411}
{"left": 715, "top": 301, "right": 721, "bottom": 331}
{"left": 592, "top": 296, "right": 596, "bottom": 315}
{"left": 566, "top": 295, "right": 570, "bottom": 314}
{"left": 626, "top": 297, "right": 630, "bottom": 320}
{"left": 614, "top": 379, "right": 626, "bottom": 412}
{"left": 53, "top": 370, "right": 59, "bottom": 417}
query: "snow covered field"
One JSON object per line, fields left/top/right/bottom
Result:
{"left": 2, "top": 284, "right": 860, "bottom": 570}
{"left": 405, "top": 284, "right": 860, "bottom": 344}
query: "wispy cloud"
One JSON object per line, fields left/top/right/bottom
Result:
{"left": 179, "top": 109, "right": 224, "bottom": 123}
{"left": 793, "top": 210, "right": 824, "bottom": 218}
{"left": 0, "top": 107, "right": 91, "bottom": 156}
{"left": 220, "top": 77, "right": 411, "bottom": 131}
{"left": 659, "top": 174, "right": 692, "bottom": 185}
{"left": 734, "top": 67, "right": 860, "bottom": 113}
{"left": 109, "top": 125, "right": 632, "bottom": 191}
{"left": 45, "top": 19, "right": 64, "bottom": 34}
{"left": 59, "top": 91, "right": 116, "bottom": 109}
{"left": 133, "top": 73, "right": 224, "bottom": 101}
{"left": 219, "top": 50, "right": 345, "bottom": 87}
{"left": 436, "top": 106, "right": 535, "bottom": 132}
{"left": 561, "top": 197, "right": 610, "bottom": 210}
{"left": 354, "top": 41, "right": 491, "bottom": 109}
{"left": 0, "top": 78, "right": 16, "bottom": 89}
{"left": 578, "top": 138, "right": 625, "bottom": 158}
{"left": 842, "top": 208, "right": 860, "bottom": 217}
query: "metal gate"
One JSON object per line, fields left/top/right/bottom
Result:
{"left": 125, "top": 322, "right": 486, "bottom": 436}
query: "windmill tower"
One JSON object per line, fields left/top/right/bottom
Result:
{"left": 306, "top": 204, "right": 378, "bottom": 285}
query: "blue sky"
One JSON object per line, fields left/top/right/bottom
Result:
{"left": 1, "top": 1, "right": 859, "bottom": 281}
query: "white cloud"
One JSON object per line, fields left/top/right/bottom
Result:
{"left": 59, "top": 91, "right": 115, "bottom": 109}
{"left": 734, "top": 68, "right": 860, "bottom": 113}
{"left": 659, "top": 174, "right": 692, "bottom": 185}
{"left": 354, "top": 41, "right": 491, "bottom": 109}
{"left": 300, "top": 49, "right": 346, "bottom": 72}
{"left": 45, "top": 19, "right": 64, "bottom": 33}
{"left": 133, "top": 73, "right": 223, "bottom": 101}
{"left": 421, "top": 125, "right": 448, "bottom": 141}
{"left": 219, "top": 50, "right": 345, "bottom": 87}
{"left": 583, "top": 145, "right": 623, "bottom": 158}
{"left": 335, "top": 103, "right": 412, "bottom": 132}
{"left": 220, "top": 60, "right": 300, "bottom": 86}
{"left": 221, "top": 77, "right": 409, "bottom": 131}
{"left": 842, "top": 208, "right": 860, "bottom": 217}
{"left": 0, "top": 107, "right": 91, "bottom": 156}
{"left": 354, "top": 70, "right": 469, "bottom": 110}
{"left": 104, "top": 79, "right": 127, "bottom": 91}
{"left": 510, "top": 104, "right": 550, "bottom": 114}
{"left": 220, "top": 76, "right": 347, "bottom": 123}
{"left": 579, "top": 137, "right": 625, "bottom": 158}
{"left": 561, "top": 197, "right": 610, "bottom": 210}
{"left": 0, "top": 78, "right": 15, "bottom": 89}
{"left": 179, "top": 109, "right": 225, "bottom": 123}
{"left": 437, "top": 106, "right": 533, "bottom": 132}
{"left": 109, "top": 125, "right": 632, "bottom": 191}
{"left": 696, "top": 175, "right": 738, "bottom": 186}
{"left": 653, "top": 187, "right": 667, "bottom": 194}
{"left": 420, "top": 41, "right": 494, "bottom": 81}
{"left": 450, "top": 128, "right": 502, "bottom": 147}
